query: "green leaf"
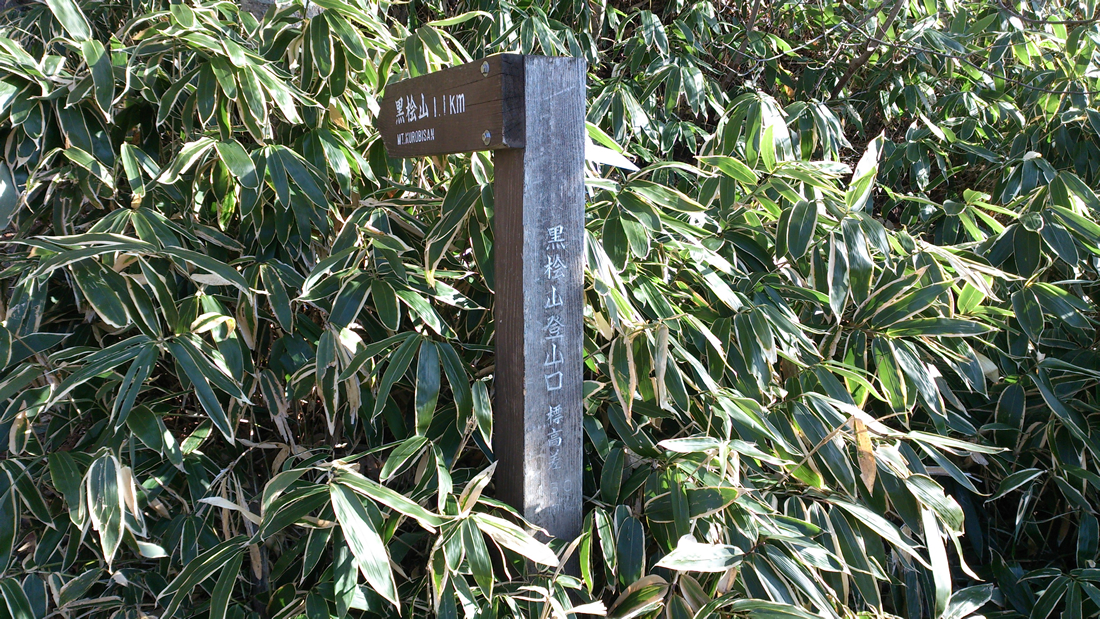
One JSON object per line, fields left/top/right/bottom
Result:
{"left": 45, "top": 0, "right": 91, "bottom": 40}
{"left": 607, "top": 575, "right": 669, "bottom": 619}
{"left": 329, "top": 273, "right": 371, "bottom": 329}
{"left": 414, "top": 340, "right": 440, "bottom": 436}
{"left": 330, "top": 483, "right": 399, "bottom": 609}
{"left": 168, "top": 339, "right": 235, "bottom": 442}
{"left": 472, "top": 379, "right": 492, "bottom": 445}
{"left": 425, "top": 185, "right": 478, "bottom": 280}
{"left": 827, "top": 233, "right": 849, "bottom": 318}
{"left": 989, "top": 469, "right": 1044, "bottom": 501}
{"left": 372, "top": 334, "right": 420, "bottom": 419}
{"left": 157, "top": 138, "right": 216, "bottom": 185}
{"left": 786, "top": 201, "right": 816, "bottom": 259}
{"left": 238, "top": 67, "right": 269, "bottom": 139}
{"left": 258, "top": 486, "right": 329, "bottom": 540}
{"left": 869, "top": 281, "right": 953, "bottom": 328}
{"left": 112, "top": 344, "right": 157, "bottom": 427}
{"left": 63, "top": 148, "right": 113, "bottom": 186}
{"left": 1012, "top": 288, "right": 1044, "bottom": 342}
{"left": 81, "top": 39, "right": 113, "bottom": 116}
{"left": 158, "top": 536, "right": 248, "bottom": 618}
{"left": 1032, "top": 370, "right": 1093, "bottom": 447}
{"left": 0, "top": 578, "right": 34, "bottom": 619}
{"left": 600, "top": 446, "right": 624, "bottom": 504}
{"left": 372, "top": 279, "right": 400, "bottom": 331}
{"left": 617, "top": 511, "right": 645, "bottom": 586}
{"left": 333, "top": 529, "right": 356, "bottom": 618}
{"left": 1, "top": 462, "right": 50, "bottom": 526}
{"left": 309, "top": 15, "right": 334, "bottom": 78}
{"left": 906, "top": 475, "right": 964, "bottom": 531}
{"left": 396, "top": 290, "right": 450, "bottom": 336}
{"left": 260, "top": 264, "right": 294, "bottom": 333}
{"left": 0, "top": 471, "right": 14, "bottom": 572}
{"left": 842, "top": 218, "right": 872, "bottom": 302}
{"left": 833, "top": 500, "right": 930, "bottom": 568}
{"left": 760, "top": 124, "right": 777, "bottom": 171}
{"left": 655, "top": 537, "right": 743, "bottom": 572}
{"left": 209, "top": 551, "right": 243, "bottom": 619}
{"left": 58, "top": 569, "right": 102, "bottom": 607}
{"left": 127, "top": 405, "right": 183, "bottom": 468}
{"left": 438, "top": 342, "right": 472, "bottom": 421}
{"left": 658, "top": 436, "right": 722, "bottom": 453}
{"left": 698, "top": 155, "right": 758, "bottom": 184}
{"left": 216, "top": 141, "right": 258, "bottom": 189}
{"left": 472, "top": 513, "right": 559, "bottom": 567}
{"left": 49, "top": 452, "right": 84, "bottom": 526}
{"left": 277, "top": 147, "right": 327, "bottom": 207}
{"left": 1013, "top": 226, "right": 1042, "bottom": 276}
{"left": 884, "top": 318, "right": 993, "bottom": 338}
{"left": 325, "top": 11, "right": 368, "bottom": 59}
{"left": 0, "top": 163, "right": 19, "bottom": 230}
{"left": 334, "top": 469, "right": 443, "bottom": 530}
{"left": 305, "top": 592, "right": 328, "bottom": 619}
{"left": 161, "top": 246, "right": 250, "bottom": 293}
{"left": 426, "top": 10, "right": 490, "bottom": 26}
{"left": 210, "top": 58, "right": 237, "bottom": 98}
{"left": 627, "top": 180, "right": 706, "bottom": 213}
{"left": 462, "top": 519, "right": 493, "bottom": 596}
{"left": 1030, "top": 576, "right": 1068, "bottom": 619}
{"left": 381, "top": 435, "right": 427, "bottom": 481}
{"left": 846, "top": 136, "right": 881, "bottom": 211}
{"left": 942, "top": 585, "right": 993, "bottom": 619}
{"left": 86, "top": 453, "right": 123, "bottom": 566}
{"left": 71, "top": 259, "right": 129, "bottom": 328}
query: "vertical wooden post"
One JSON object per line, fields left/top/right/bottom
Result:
{"left": 494, "top": 56, "right": 586, "bottom": 541}
{"left": 377, "top": 54, "right": 586, "bottom": 540}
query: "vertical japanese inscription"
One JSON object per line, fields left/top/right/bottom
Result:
{"left": 494, "top": 56, "right": 585, "bottom": 542}
{"left": 542, "top": 225, "right": 567, "bottom": 474}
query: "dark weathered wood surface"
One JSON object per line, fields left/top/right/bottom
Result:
{"left": 378, "top": 55, "right": 524, "bottom": 158}
{"left": 493, "top": 56, "right": 586, "bottom": 542}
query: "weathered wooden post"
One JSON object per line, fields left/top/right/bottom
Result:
{"left": 379, "top": 55, "right": 585, "bottom": 541}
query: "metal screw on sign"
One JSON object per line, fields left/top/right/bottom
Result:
{"left": 377, "top": 55, "right": 586, "bottom": 544}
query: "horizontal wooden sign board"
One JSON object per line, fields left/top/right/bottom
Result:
{"left": 378, "top": 55, "right": 525, "bottom": 157}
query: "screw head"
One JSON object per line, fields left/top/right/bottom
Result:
{"left": 482, "top": 130, "right": 491, "bottom": 145}
{"left": 481, "top": 61, "right": 490, "bottom": 77}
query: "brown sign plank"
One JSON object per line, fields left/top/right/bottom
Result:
{"left": 378, "top": 55, "right": 524, "bottom": 157}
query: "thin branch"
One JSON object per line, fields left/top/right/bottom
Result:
{"left": 732, "top": 0, "right": 763, "bottom": 70}
{"left": 995, "top": 0, "right": 1100, "bottom": 26}
{"left": 830, "top": 0, "right": 907, "bottom": 98}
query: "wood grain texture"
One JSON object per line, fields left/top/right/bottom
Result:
{"left": 493, "top": 56, "right": 586, "bottom": 542}
{"left": 378, "top": 55, "right": 524, "bottom": 157}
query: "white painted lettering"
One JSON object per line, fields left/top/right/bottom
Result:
{"left": 545, "top": 285, "right": 562, "bottom": 308}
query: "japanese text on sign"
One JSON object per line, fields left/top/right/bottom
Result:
{"left": 395, "top": 92, "right": 467, "bottom": 125}
{"left": 543, "top": 225, "right": 568, "bottom": 473}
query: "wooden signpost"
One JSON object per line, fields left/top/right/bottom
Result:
{"left": 379, "top": 55, "right": 585, "bottom": 541}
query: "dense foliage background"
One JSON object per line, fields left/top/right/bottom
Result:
{"left": 1, "top": 0, "right": 1099, "bottom": 617}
